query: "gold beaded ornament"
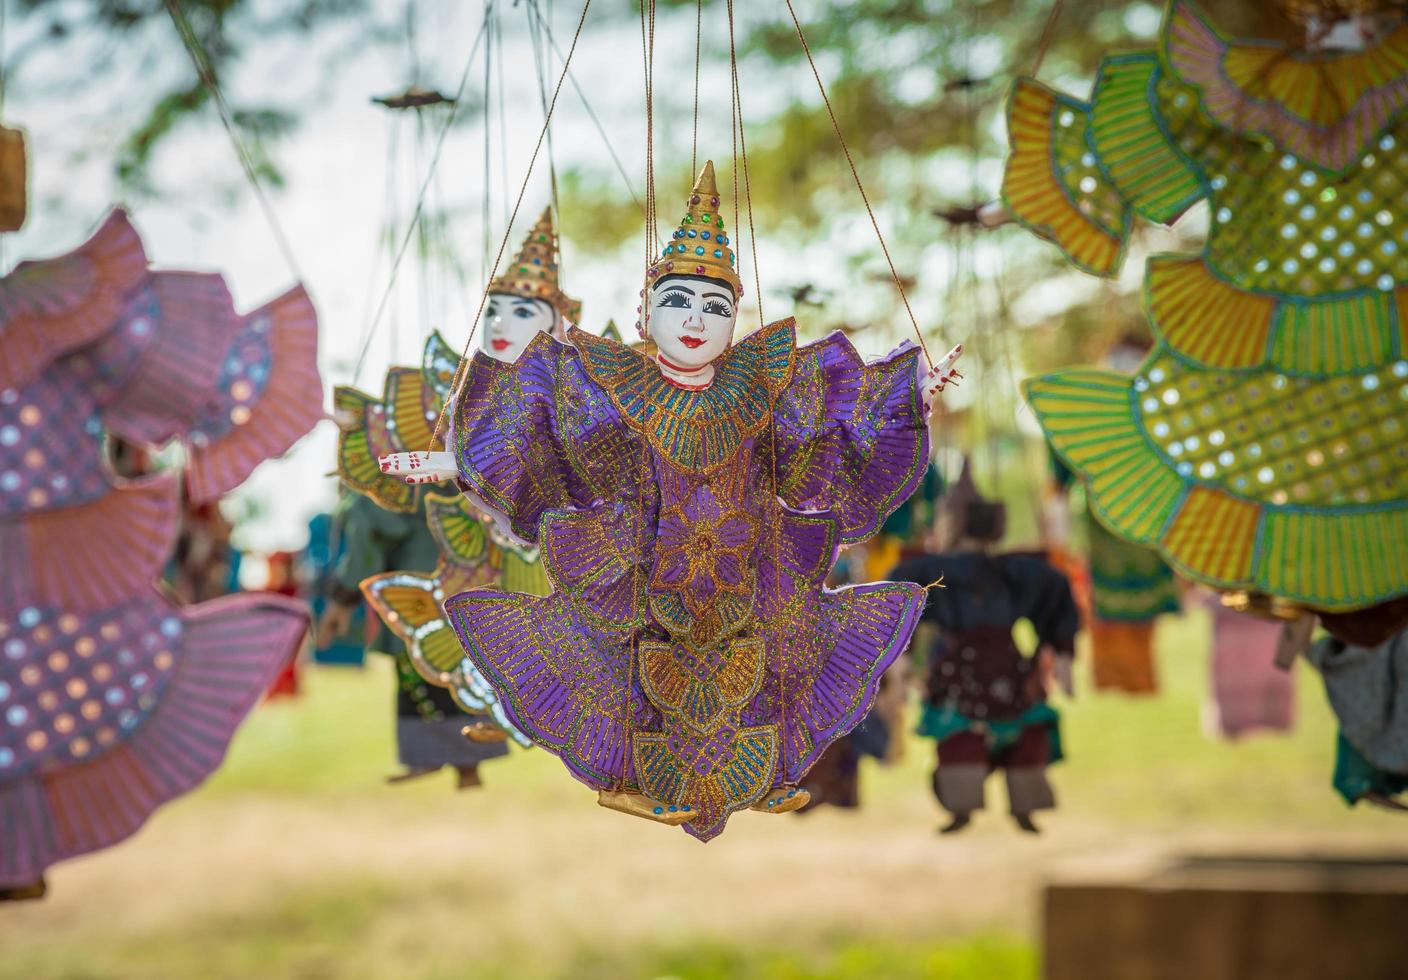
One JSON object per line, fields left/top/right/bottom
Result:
{"left": 489, "top": 207, "right": 582, "bottom": 325}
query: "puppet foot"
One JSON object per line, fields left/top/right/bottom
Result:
{"left": 939, "top": 813, "right": 972, "bottom": 834}
{"left": 455, "top": 765, "right": 483, "bottom": 791}
{"left": 385, "top": 766, "right": 438, "bottom": 785}
{"left": 597, "top": 789, "right": 694, "bottom": 826}
{"left": 1363, "top": 791, "right": 1408, "bottom": 813}
{"left": 1013, "top": 813, "right": 1041, "bottom": 834}
{"left": 0, "top": 878, "right": 46, "bottom": 902}
{"left": 461, "top": 721, "right": 509, "bottom": 744}
{"left": 751, "top": 786, "right": 811, "bottom": 813}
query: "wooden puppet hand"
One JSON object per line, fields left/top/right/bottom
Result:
{"left": 919, "top": 343, "right": 964, "bottom": 410}
{"left": 977, "top": 201, "right": 1009, "bottom": 228}
{"left": 317, "top": 602, "right": 354, "bottom": 640}
{"left": 378, "top": 450, "right": 458, "bottom": 485}
{"left": 1052, "top": 654, "right": 1075, "bottom": 699}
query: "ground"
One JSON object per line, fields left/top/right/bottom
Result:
{"left": 0, "top": 608, "right": 1401, "bottom": 979}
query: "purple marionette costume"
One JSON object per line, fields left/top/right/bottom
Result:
{"left": 442, "top": 318, "right": 929, "bottom": 840}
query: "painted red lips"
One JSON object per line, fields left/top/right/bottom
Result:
{"left": 491, "top": 339, "right": 512, "bottom": 351}
{"left": 678, "top": 336, "right": 705, "bottom": 349}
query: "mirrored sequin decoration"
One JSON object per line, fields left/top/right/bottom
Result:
{"left": 0, "top": 207, "right": 317, "bottom": 890}
{"left": 1010, "top": 2, "right": 1408, "bottom": 612}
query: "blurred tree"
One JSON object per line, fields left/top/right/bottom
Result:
{"left": 5, "top": 0, "right": 392, "bottom": 194}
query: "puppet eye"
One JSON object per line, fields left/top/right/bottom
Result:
{"left": 512, "top": 306, "right": 538, "bottom": 320}
{"left": 703, "top": 298, "right": 733, "bottom": 317}
{"left": 658, "top": 289, "right": 692, "bottom": 309}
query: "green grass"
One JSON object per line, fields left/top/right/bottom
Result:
{"left": 214, "top": 608, "right": 1360, "bottom": 827}
{"left": 0, "top": 604, "right": 1395, "bottom": 980}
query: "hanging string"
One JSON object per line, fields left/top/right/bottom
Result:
{"left": 351, "top": 5, "right": 492, "bottom": 382}
{"left": 495, "top": 6, "right": 511, "bottom": 233}
{"left": 991, "top": 255, "right": 1047, "bottom": 541}
{"left": 357, "top": 113, "right": 400, "bottom": 368}
{"left": 0, "top": 0, "right": 7, "bottom": 119}
{"left": 691, "top": 0, "right": 702, "bottom": 177}
{"left": 639, "top": 0, "right": 660, "bottom": 262}
{"left": 725, "top": 0, "right": 763, "bottom": 327}
{"left": 525, "top": 2, "right": 562, "bottom": 227}
{"left": 1029, "top": 0, "right": 1067, "bottom": 76}
{"left": 522, "top": 0, "right": 644, "bottom": 214}
{"left": 428, "top": 0, "right": 595, "bottom": 447}
{"left": 1, "top": 0, "right": 8, "bottom": 268}
{"left": 164, "top": 0, "right": 306, "bottom": 285}
{"left": 780, "top": 0, "right": 936, "bottom": 367}
{"left": 482, "top": 3, "right": 494, "bottom": 283}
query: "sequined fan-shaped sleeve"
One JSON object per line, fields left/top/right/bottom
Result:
{"left": 1003, "top": 54, "right": 1207, "bottom": 276}
{"left": 452, "top": 334, "right": 635, "bottom": 544}
{"left": 774, "top": 332, "right": 930, "bottom": 547}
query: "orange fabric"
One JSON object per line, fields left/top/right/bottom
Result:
{"left": 1090, "top": 618, "right": 1158, "bottom": 694}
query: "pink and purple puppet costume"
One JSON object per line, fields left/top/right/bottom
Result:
{"left": 1, "top": 210, "right": 319, "bottom": 895}
{"left": 385, "top": 162, "right": 960, "bottom": 840}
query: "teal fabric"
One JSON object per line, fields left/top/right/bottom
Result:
{"left": 1332, "top": 733, "right": 1408, "bottom": 806}
{"left": 331, "top": 491, "right": 439, "bottom": 656}
{"left": 917, "top": 701, "right": 1064, "bottom": 765}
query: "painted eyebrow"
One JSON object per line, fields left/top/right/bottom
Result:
{"left": 702, "top": 292, "right": 732, "bottom": 302}
{"left": 506, "top": 298, "right": 538, "bottom": 306}
{"left": 659, "top": 284, "right": 696, "bottom": 295}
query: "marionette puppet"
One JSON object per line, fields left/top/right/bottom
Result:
{"left": 381, "top": 161, "right": 962, "bottom": 841}
{"left": 1008, "top": 0, "right": 1408, "bottom": 647}
{"left": 323, "top": 208, "right": 571, "bottom": 784}
{"left": 1308, "top": 627, "right": 1408, "bottom": 811}
{"left": 889, "top": 460, "right": 1080, "bottom": 834}
{"left": 1, "top": 208, "right": 319, "bottom": 898}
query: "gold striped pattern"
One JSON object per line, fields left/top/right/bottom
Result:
{"left": 1220, "top": 25, "right": 1408, "bottom": 129}
{"left": 1270, "top": 290, "right": 1395, "bottom": 375}
{"left": 425, "top": 492, "right": 488, "bottom": 566}
{"left": 1395, "top": 286, "right": 1408, "bottom": 359}
{"left": 1146, "top": 256, "right": 1273, "bottom": 368}
{"left": 1258, "top": 507, "right": 1408, "bottom": 610}
{"left": 1160, "top": 486, "right": 1259, "bottom": 586}
{"left": 334, "top": 385, "right": 416, "bottom": 513}
{"left": 1024, "top": 369, "right": 1183, "bottom": 543}
{"left": 501, "top": 549, "right": 553, "bottom": 596}
{"left": 1002, "top": 79, "right": 1123, "bottom": 277}
{"left": 386, "top": 367, "right": 439, "bottom": 454}
{"left": 1166, "top": 2, "right": 1408, "bottom": 173}
{"left": 1091, "top": 56, "right": 1203, "bottom": 223}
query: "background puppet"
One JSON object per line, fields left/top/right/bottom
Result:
{"left": 1, "top": 209, "right": 319, "bottom": 897}
{"left": 889, "top": 460, "right": 1081, "bottom": 834}
{"left": 382, "top": 161, "right": 962, "bottom": 841}
{"left": 323, "top": 208, "right": 572, "bottom": 786}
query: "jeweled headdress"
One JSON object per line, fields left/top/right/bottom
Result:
{"left": 646, "top": 160, "right": 743, "bottom": 298}
{"left": 488, "top": 207, "right": 582, "bottom": 324}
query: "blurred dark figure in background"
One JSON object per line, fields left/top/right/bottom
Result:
{"left": 889, "top": 460, "right": 1080, "bottom": 834}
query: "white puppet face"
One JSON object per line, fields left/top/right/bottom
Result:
{"left": 481, "top": 293, "right": 559, "bottom": 362}
{"left": 647, "top": 275, "right": 737, "bottom": 372}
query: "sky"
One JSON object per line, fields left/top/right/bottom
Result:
{"left": 0, "top": 0, "right": 1168, "bottom": 552}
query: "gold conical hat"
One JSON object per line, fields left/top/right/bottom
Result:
{"left": 489, "top": 207, "right": 582, "bottom": 323}
{"left": 645, "top": 161, "right": 743, "bottom": 297}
